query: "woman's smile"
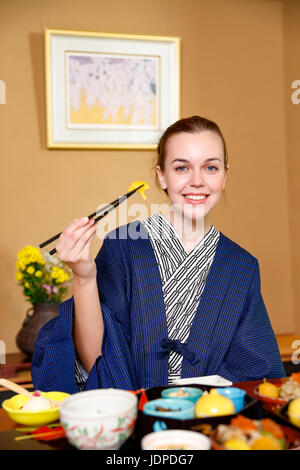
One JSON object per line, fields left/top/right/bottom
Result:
{"left": 182, "top": 193, "right": 209, "bottom": 204}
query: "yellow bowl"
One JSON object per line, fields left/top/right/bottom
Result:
{"left": 2, "top": 391, "right": 70, "bottom": 426}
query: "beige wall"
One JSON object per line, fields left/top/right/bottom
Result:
{"left": 282, "top": 0, "right": 300, "bottom": 336}
{"left": 0, "top": 0, "right": 298, "bottom": 354}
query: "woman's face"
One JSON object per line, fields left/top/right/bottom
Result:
{"left": 156, "top": 131, "right": 227, "bottom": 224}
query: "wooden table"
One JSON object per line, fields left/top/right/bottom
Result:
{"left": 0, "top": 352, "right": 32, "bottom": 386}
{"left": 0, "top": 408, "right": 73, "bottom": 450}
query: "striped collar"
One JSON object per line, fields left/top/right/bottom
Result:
{"left": 143, "top": 212, "right": 220, "bottom": 259}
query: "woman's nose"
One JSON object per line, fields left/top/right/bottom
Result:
{"left": 190, "top": 169, "right": 204, "bottom": 186}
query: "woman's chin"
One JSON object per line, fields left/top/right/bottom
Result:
{"left": 182, "top": 203, "right": 206, "bottom": 220}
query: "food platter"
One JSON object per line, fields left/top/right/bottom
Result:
{"left": 128, "top": 381, "right": 300, "bottom": 450}
{"left": 1, "top": 377, "right": 300, "bottom": 450}
{"left": 134, "top": 384, "right": 258, "bottom": 442}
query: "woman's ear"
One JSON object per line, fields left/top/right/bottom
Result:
{"left": 156, "top": 165, "right": 167, "bottom": 190}
{"left": 222, "top": 165, "right": 229, "bottom": 189}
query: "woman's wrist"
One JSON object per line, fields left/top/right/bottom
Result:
{"left": 73, "top": 272, "right": 97, "bottom": 287}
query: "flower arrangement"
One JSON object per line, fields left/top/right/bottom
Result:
{"left": 15, "top": 245, "right": 72, "bottom": 304}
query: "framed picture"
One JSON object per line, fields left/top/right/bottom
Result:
{"left": 44, "top": 29, "right": 180, "bottom": 149}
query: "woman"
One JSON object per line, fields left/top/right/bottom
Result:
{"left": 31, "top": 116, "right": 285, "bottom": 393}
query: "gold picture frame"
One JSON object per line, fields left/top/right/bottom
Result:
{"left": 45, "top": 28, "right": 180, "bottom": 150}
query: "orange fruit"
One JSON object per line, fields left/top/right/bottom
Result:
{"left": 260, "top": 418, "right": 284, "bottom": 439}
{"left": 257, "top": 380, "right": 279, "bottom": 399}
{"left": 251, "top": 436, "right": 283, "bottom": 450}
{"left": 291, "top": 372, "right": 300, "bottom": 385}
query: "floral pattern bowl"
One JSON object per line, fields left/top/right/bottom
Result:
{"left": 59, "top": 389, "right": 138, "bottom": 450}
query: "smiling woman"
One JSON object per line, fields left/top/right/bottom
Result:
{"left": 31, "top": 116, "right": 286, "bottom": 394}
{"left": 156, "top": 126, "right": 227, "bottom": 245}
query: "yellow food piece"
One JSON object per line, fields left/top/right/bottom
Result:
{"left": 128, "top": 181, "right": 150, "bottom": 200}
{"left": 288, "top": 397, "right": 300, "bottom": 428}
{"left": 258, "top": 381, "right": 279, "bottom": 399}
{"left": 224, "top": 439, "right": 252, "bottom": 450}
{"left": 251, "top": 436, "right": 283, "bottom": 450}
{"left": 195, "top": 388, "right": 235, "bottom": 417}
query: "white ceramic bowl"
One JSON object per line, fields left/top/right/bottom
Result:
{"left": 59, "top": 389, "right": 138, "bottom": 450}
{"left": 141, "top": 429, "right": 211, "bottom": 450}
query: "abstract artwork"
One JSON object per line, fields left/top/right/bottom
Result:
{"left": 66, "top": 53, "right": 159, "bottom": 129}
{"left": 45, "top": 29, "right": 180, "bottom": 149}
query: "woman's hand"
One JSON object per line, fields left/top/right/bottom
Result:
{"left": 55, "top": 217, "right": 98, "bottom": 283}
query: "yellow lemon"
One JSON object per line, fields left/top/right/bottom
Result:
{"left": 288, "top": 397, "right": 300, "bottom": 428}
{"left": 195, "top": 389, "right": 235, "bottom": 418}
{"left": 128, "top": 181, "right": 150, "bottom": 200}
{"left": 251, "top": 436, "right": 283, "bottom": 450}
{"left": 224, "top": 439, "right": 252, "bottom": 450}
{"left": 257, "top": 379, "right": 279, "bottom": 399}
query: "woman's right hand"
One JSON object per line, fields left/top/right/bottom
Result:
{"left": 55, "top": 217, "right": 98, "bottom": 283}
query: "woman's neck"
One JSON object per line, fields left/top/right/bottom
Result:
{"left": 164, "top": 209, "right": 211, "bottom": 253}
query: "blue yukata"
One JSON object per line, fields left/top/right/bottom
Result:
{"left": 31, "top": 215, "right": 286, "bottom": 394}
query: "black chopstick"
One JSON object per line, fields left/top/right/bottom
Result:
{"left": 48, "top": 199, "right": 121, "bottom": 256}
{"left": 39, "top": 200, "right": 119, "bottom": 249}
{"left": 39, "top": 184, "right": 144, "bottom": 255}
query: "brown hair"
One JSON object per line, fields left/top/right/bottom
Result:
{"left": 156, "top": 115, "right": 228, "bottom": 193}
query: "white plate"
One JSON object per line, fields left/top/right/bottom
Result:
{"left": 173, "top": 375, "right": 232, "bottom": 387}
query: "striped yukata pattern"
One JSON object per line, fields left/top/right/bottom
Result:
{"left": 143, "top": 213, "right": 220, "bottom": 384}
{"left": 31, "top": 220, "right": 286, "bottom": 394}
{"left": 74, "top": 355, "right": 88, "bottom": 391}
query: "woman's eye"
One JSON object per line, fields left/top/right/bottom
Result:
{"left": 206, "top": 166, "right": 218, "bottom": 172}
{"left": 175, "top": 166, "right": 188, "bottom": 172}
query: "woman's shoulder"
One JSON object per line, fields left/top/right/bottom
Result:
{"left": 104, "top": 219, "right": 148, "bottom": 243}
{"left": 218, "top": 231, "right": 259, "bottom": 267}
{"left": 95, "top": 221, "right": 146, "bottom": 266}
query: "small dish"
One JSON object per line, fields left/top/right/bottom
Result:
{"left": 2, "top": 391, "right": 70, "bottom": 426}
{"left": 216, "top": 387, "right": 246, "bottom": 413}
{"left": 195, "top": 388, "right": 235, "bottom": 418}
{"left": 141, "top": 429, "right": 211, "bottom": 450}
{"left": 254, "top": 385, "right": 287, "bottom": 413}
{"left": 174, "top": 375, "right": 232, "bottom": 387}
{"left": 161, "top": 387, "right": 203, "bottom": 404}
{"left": 143, "top": 398, "right": 195, "bottom": 420}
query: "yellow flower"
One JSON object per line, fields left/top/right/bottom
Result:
{"left": 51, "top": 268, "right": 58, "bottom": 279}
{"left": 51, "top": 267, "right": 69, "bottom": 284}
{"left": 17, "top": 246, "right": 45, "bottom": 268}
{"left": 15, "top": 272, "right": 23, "bottom": 281}
{"left": 26, "top": 266, "right": 35, "bottom": 275}
{"left": 35, "top": 270, "right": 43, "bottom": 278}
{"left": 24, "top": 282, "right": 30, "bottom": 288}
